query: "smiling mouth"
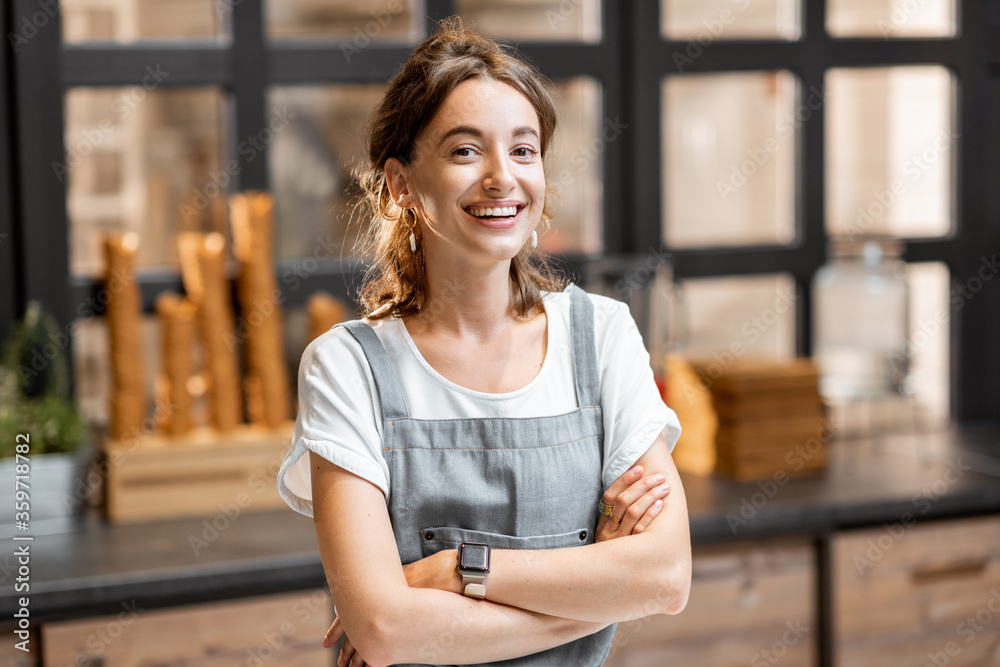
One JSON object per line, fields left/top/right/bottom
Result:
{"left": 465, "top": 205, "right": 522, "bottom": 220}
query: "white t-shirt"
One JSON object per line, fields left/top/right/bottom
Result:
{"left": 276, "top": 287, "right": 682, "bottom": 518}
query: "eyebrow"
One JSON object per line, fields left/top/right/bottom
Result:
{"left": 438, "top": 125, "right": 539, "bottom": 146}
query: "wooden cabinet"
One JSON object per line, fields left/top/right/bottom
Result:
{"left": 605, "top": 538, "right": 817, "bottom": 667}
{"left": 41, "top": 589, "right": 332, "bottom": 666}
{"left": 833, "top": 514, "right": 1000, "bottom": 666}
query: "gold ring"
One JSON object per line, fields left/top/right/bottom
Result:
{"left": 611, "top": 514, "right": 621, "bottom": 524}
{"left": 598, "top": 500, "right": 613, "bottom": 517}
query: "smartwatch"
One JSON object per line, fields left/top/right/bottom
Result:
{"left": 457, "top": 542, "right": 491, "bottom": 599}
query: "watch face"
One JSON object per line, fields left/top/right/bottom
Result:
{"left": 460, "top": 543, "right": 490, "bottom": 572}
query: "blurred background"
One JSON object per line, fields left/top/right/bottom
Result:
{"left": 0, "top": 0, "right": 999, "bottom": 665}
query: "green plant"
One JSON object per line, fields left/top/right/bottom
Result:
{"left": 0, "top": 301, "right": 87, "bottom": 458}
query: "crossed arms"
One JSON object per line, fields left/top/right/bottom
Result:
{"left": 309, "top": 432, "right": 691, "bottom": 667}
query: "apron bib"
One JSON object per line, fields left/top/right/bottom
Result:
{"left": 334, "top": 283, "right": 616, "bottom": 666}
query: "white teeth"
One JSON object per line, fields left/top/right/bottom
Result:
{"left": 468, "top": 206, "right": 518, "bottom": 218}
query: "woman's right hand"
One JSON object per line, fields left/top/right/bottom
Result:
{"left": 595, "top": 464, "right": 671, "bottom": 542}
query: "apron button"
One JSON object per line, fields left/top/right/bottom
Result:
{"left": 579, "top": 530, "right": 587, "bottom": 540}
{"left": 424, "top": 531, "right": 434, "bottom": 540}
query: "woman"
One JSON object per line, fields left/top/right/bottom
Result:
{"left": 276, "top": 20, "right": 690, "bottom": 667}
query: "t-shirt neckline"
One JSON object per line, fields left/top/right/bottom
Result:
{"left": 394, "top": 292, "right": 555, "bottom": 400}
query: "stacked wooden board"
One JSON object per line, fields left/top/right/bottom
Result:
{"left": 669, "top": 355, "right": 830, "bottom": 481}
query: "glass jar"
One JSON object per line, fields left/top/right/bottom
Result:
{"left": 812, "top": 238, "right": 910, "bottom": 403}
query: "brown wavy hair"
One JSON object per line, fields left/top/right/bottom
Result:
{"left": 353, "top": 17, "right": 570, "bottom": 321}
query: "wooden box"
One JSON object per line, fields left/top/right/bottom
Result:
{"left": 833, "top": 514, "right": 1000, "bottom": 666}
{"left": 42, "top": 589, "right": 332, "bottom": 666}
{"left": 101, "top": 422, "right": 295, "bottom": 523}
{"left": 605, "top": 538, "right": 817, "bottom": 667}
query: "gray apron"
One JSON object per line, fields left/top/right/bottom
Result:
{"left": 333, "top": 282, "right": 616, "bottom": 666}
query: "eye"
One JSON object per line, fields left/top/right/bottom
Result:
{"left": 451, "top": 146, "right": 476, "bottom": 158}
{"left": 511, "top": 146, "right": 538, "bottom": 158}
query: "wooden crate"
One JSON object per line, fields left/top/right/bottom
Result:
{"left": 605, "top": 538, "right": 817, "bottom": 667}
{"left": 833, "top": 514, "right": 1000, "bottom": 666}
{"left": 42, "top": 589, "right": 332, "bottom": 666}
{"left": 101, "top": 422, "right": 295, "bottom": 523}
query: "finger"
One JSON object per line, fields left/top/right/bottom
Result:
{"left": 324, "top": 617, "right": 343, "bottom": 649}
{"left": 615, "top": 481, "right": 670, "bottom": 535}
{"left": 633, "top": 498, "right": 665, "bottom": 534}
{"left": 339, "top": 638, "right": 356, "bottom": 667}
{"left": 612, "top": 477, "right": 670, "bottom": 532}
{"left": 601, "top": 465, "right": 644, "bottom": 507}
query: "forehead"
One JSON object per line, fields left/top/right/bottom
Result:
{"left": 424, "top": 78, "right": 540, "bottom": 142}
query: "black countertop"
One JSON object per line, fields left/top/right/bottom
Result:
{"left": 4, "top": 425, "right": 999, "bottom": 623}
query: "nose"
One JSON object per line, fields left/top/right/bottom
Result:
{"left": 482, "top": 151, "right": 515, "bottom": 193}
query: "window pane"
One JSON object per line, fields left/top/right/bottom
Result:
{"left": 825, "top": 66, "right": 954, "bottom": 239}
{"left": 65, "top": 87, "right": 227, "bottom": 278}
{"left": 61, "top": 0, "right": 226, "bottom": 43}
{"left": 456, "top": 0, "right": 602, "bottom": 42}
{"left": 905, "top": 262, "right": 950, "bottom": 429}
{"left": 266, "top": 0, "right": 419, "bottom": 41}
{"left": 678, "top": 273, "right": 797, "bottom": 360}
{"left": 662, "top": 71, "right": 798, "bottom": 249}
{"left": 827, "top": 0, "right": 956, "bottom": 38}
{"left": 269, "top": 85, "right": 384, "bottom": 262}
{"left": 661, "top": 0, "right": 800, "bottom": 40}
{"left": 544, "top": 77, "right": 603, "bottom": 254}
{"left": 270, "top": 78, "right": 603, "bottom": 260}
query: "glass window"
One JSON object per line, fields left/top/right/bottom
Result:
{"left": 662, "top": 71, "right": 798, "bottom": 249}
{"left": 269, "top": 78, "right": 604, "bottom": 260}
{"left": 266, "top": 0, "right": 419, "bottom": 41}
{"left": 64, "top": 87, "right": 228, "bottom": 278}
{"left": 905, "top": 262, "right": 950, "bottom": 429}
{"left": 61, "top": 0, "right": 227, "bottom": 43}
{"left": 827, "top": 0, "right": 957, "bottom": 38}
{"left": 825, "top": 66, "right": 954, "bottom": 240}
{"left": 543, "top": 77, "right": 603, "bottom": 255}
{"left": 661, "top": 0, "right": 800, "bottom": 41}
{"left": 268, "top": 84, "right": 385, "bottom": 262}
{"left": 678, "top": 273, "right": 797, "bottom": 360}
{"left": 455, "top": 0, "right": 602, "bottom": 43}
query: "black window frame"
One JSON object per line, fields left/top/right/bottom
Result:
{"left": 1, "top": 0, "right": 998, "bottom": 422}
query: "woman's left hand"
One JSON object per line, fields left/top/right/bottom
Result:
{"left": 324, "top": 615, "right": 371, "bottom": 666}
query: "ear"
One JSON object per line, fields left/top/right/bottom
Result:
{"left": 384, "top": 158, "right": 412, "bottom": 208}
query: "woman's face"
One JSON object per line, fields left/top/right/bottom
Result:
{"left": 388, "top": 77, "right": 546, "bottom": 266}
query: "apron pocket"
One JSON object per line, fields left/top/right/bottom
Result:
{"left": 420, "top": 526, "right": 590, "bottom": 558}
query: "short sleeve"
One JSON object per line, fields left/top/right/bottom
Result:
{"left": 595, "top": 298, "right": 682, "bottom": 490}
{"left": 276, "top": 326, "right": 389, "bottom": 518}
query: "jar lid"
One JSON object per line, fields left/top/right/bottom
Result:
{"left": 828, "top": 236, "right": 904, "bottom": 262}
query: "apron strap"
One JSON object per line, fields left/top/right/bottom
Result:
{"left": 335, "top": 321, "right": 409, "bottom": 421}
{"left": 568, "top": 283, "right": 600, "bottom": 408}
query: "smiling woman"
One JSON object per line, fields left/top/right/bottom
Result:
{"left": 275, "top": 17, "right": 689, "bottom": 667}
